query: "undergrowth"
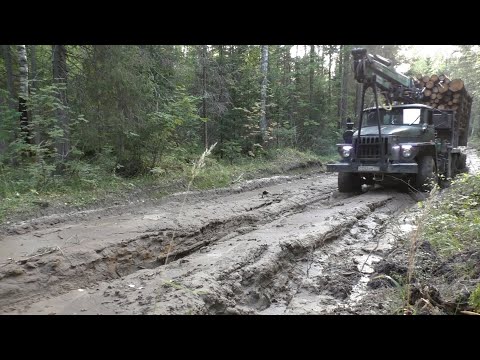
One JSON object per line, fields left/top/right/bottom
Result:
{"left": 399, "top": 172, "right": 480, "bottom": 315}
{"left": 421, "top": 173, "right": 480, "bottom": 256}
{"left": 0, "top": 147, "right": 331, "bottom": 223}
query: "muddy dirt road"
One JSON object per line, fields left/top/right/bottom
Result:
{"left": 1, "top": 166, "right": 427, "bottom": 315}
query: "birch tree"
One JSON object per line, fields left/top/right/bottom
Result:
{"left": 17, "top": 45, "right": 30, "bottom": 143}
{"left": 260, "top": 45, "right": 268, "bottom": 143}
{"left": 52, "top": 45, "right": 70, "bottom": 161}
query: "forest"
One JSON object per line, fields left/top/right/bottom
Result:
{"left": 1, "top": 45, "right": 479, "bottom": 211}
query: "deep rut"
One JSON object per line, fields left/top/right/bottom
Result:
{"left": 0, "top": 172, "right": 417, "bottom": 314}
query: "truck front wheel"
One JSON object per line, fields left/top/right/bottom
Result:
{"left": 416, "top": 156, "right": 437, "bottom": 191}
{"left": 338, "top": 172, "right": 362, "bottom": 193}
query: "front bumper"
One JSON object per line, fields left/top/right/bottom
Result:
{"left": 326, "top": 162, "right": 418, "bottom": 174}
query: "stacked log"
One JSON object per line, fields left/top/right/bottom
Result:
{"left": 414, "top": 74, "right": 456, "bottom": 109}
{"left": 414, "top": 74, "right": 472, "bottom": 145}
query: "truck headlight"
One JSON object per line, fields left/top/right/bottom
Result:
{"left": 340, "top": 145, "right": 353, "bottom": 158}
{"left": 401, "top": 145, "right": 413, "bottom": 158}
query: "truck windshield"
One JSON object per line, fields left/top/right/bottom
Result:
{"left": 364, "top": 108, "right": 424, "bottom": 126}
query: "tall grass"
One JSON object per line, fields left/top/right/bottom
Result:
{"left": 163, "top": 143, "right": 217, "bottom": 265}
{"left": 404, "top": 172, "right": 480, "bottom": 314}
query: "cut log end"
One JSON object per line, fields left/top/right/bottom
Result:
{"left": 449, "top": 79, "right": 464, "bottom": 92}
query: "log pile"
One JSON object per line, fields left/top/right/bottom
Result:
{"left": 414, "top": 74, "right": 472, "bottom": 134}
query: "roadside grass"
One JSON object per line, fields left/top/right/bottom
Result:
{"left": 399, "top": 172, "right": 480, "bottom": 314}
{"left": 469, "top": 284, "right": 480, "bottom": 312}
{"left": 0, "top": 168, "right": 131, "bottom": 221}
{"left": 421, "top": 173, "right": 480, "bottom": 256}
{"left": 192, "top": 148, "right": 329, "bottom": 189}
{"left": 0, "top": 148, "right": 332, "bottom": 224}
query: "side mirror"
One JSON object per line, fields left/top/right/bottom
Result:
{"left": 422, "top": 123, "right": 427, "bottom": 132}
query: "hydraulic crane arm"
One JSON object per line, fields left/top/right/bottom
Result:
{"left": 351, "top": 48, "right": 423, "bottom": 104}
{"left": 349, "top": 48, "right": 425, "bottom": 161}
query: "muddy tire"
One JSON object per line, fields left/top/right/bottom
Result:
{"left": 415, "top": 156, "right": 437, "bottom": 191}
{"left": 338, "top": 172, "right": 362, "bottom": 193}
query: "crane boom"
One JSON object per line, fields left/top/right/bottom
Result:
{"left": 351, "top": 48, "right": 423, "bottom": 104}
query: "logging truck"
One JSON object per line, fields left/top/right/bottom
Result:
{"left": 327, "top": 48, "right": 472, "bottom": 192}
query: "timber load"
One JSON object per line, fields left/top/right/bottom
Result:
{"left": 414, "top": 74, "right": 472, "bottom": 144}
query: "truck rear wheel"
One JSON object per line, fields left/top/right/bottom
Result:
{"left": 338, "top": 172, "right": 362, "bottom": 193}
{"left": 416, "top": 156, "right": 437, "bottom": 191}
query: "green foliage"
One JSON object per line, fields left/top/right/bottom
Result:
{"left": 221, "top": 140, "right": 242, "bottom": 164}
{"left": 421, "top": 173, "right": 480, "bottom": 256}
{"left": 1, "top": 44, "right": 403, "bottom": 222}
{"left": 0, "top": 83, "right": 87, "bottom": 189}
{"left": 140, "top": 86, "right": 202, "bottom": 173}
{"left": 0, "top": 90, "right": 19, "bottom": 147}
{"left": 469, "top": 284, "right": 480, "bottom": 312}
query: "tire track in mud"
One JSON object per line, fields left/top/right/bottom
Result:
{"left": 210, "top": 193, "right": 410, "bottom": 315}
{"left": 149, "top": 191, "right": 413, "bottom": 315}
{"left": 0, "top": 173, "right": 342, "bottom": 313}
{"left": 4, "top": 183, "right": 416, "bottom": 315}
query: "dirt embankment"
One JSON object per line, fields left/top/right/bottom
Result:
{"left": 1, "top": 148, "right": 478, "bottom": 315}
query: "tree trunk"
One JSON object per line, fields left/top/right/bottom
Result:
{"left": 218, "top": 45, "right": 224, "bottom": 148}
{"left": 2, "top": 45, "right": 15, "bottom": 109}
{"left": 293, "top": 56, "right": 301, "bottom": 146}
{"left": 328, "top": 46, "right": 333, "bottom": 101}
{"left": 309, "top": 45, "right": 315, "bottom": 121}
{"left": 259, "top": 45, "right": 269, "bottom": 143}
{"left": 52, "top": 45, "right": 70, "bottom": 162}
{"left": 339, "top": 46, "right": 349, "bottom": 129}
{"left": 1, "top": 45, "right": 15, "bottom": 155}
{"left": 320, "top": 46, "right": 325, "bottom": 76}
{"left": 18, "top": 45, "right": 30, "bottom": 145}
{"left": 284, "top": 46, "right": 293, "bottom": 132}
{"left": 29, "top": 45, "right": 37, "bottom": 90}
{"left": 201, "top": 45, "right": 208, "bottom": 149}
{"left": 28, "top": 45, "right": 42, "bottom": 146}
{"left": 337, "top": 45, "right": 343, "bottom": 120}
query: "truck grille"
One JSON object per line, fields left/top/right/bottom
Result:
{"left": 354, "top": 136, "right": 388, "bottom": 159}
